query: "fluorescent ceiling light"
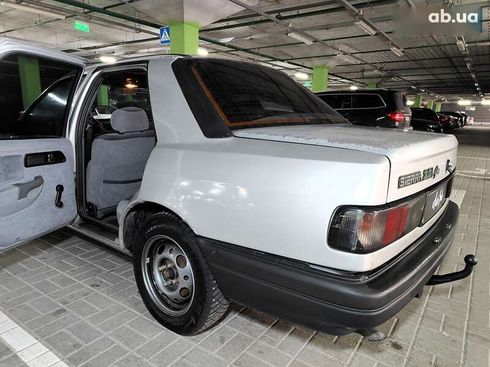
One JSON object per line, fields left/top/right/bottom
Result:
{"left": 294, "top": 72, "right": 309, "bottom": 80}
{"left": 337, "top": 53, "right": 360, "bottom": 64}
{"left": 407, "top": 100, "right": 415, "bottom": 106}
{"left": 287, "top": 31, "right": 314, "bottom": 45}
{"left": 1, "top": 1, "right": 66, "bottom": 19}
{"left": 136, "top": 47, "right": 164, "bottom": 53}
{"left": 197, "top": 47, "right": 209, "bottom": 56}
{"left": 457, "top": 99, "right": 471, "bottom": 106}
{"left": 350, "top": 85, "right": 359, "bottom": 90}
{"left": 456, "top": 36, "right": 467, "bottom": 53}
{"left": 218, "top": 37, "right": 235, "bottom": 43}
{"left": 99, "top": 56, "right": 117, "bottom": 64}
{"left": 354, "top": 18, "right": 376, "bottom": 36}
{"left": 390, "top": 45, "right": 404, "bottom": 57}
{"left": 270, "top": 61, "right": 296, "bottom": 69}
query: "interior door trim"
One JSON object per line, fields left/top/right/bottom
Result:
{"left": 24, "top": 151, "right": 66, "bottom": 168}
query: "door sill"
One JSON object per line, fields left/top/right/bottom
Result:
{"left": 68, "top": 216, "right": 130, "bottom": 256}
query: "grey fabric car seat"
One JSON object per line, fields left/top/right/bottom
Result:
{"left": 86, "top": 107, "right": 155, "bottom": 218}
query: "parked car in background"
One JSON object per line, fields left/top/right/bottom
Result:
{"left": 441, "top": 111, "right": 466, "bottom": 127}
{"left": 316, "top": 89, "right": 411, "bottom": 129}
{"left": 437, "top": 113, "right": 459, "bottom": 130}
{"left": 410, "top": 108, "right": 444, "bottom": 133}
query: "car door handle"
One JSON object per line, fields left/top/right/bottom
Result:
{"left": 14, "top": 175, "right": 44, "bottom": 200}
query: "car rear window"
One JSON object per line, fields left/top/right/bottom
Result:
{"left": 179, "top": 59, "right": 347, "bottom": 131}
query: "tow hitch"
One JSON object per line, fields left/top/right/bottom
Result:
{"left": 427, "top": 254, "right": 478, "bottom": 286}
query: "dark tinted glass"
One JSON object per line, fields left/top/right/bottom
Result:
{"left": 352, "top": 94, "right": 385, "bottom": 108}
{"left": 192, "top": 60, "right": 346, "bottom": 130}
{"left": 412, "top": 108, "right": 438, "bottom": 121}
{"left": 320, "top": 94, "right": 345, "bottom": 109}
{"left": 0, "top": 54, "right": 80, "bottom": 139}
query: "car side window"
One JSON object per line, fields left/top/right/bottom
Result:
{"left": 0, "top": 54, "right": 81, "bottom": 139}
{"left": 352, "top": 95, "right": 384, "bottom": 108}
{"left": 340, "top": 95, "right": 353, "bottom": 109}
{"left": 321, "top": 94, "right": 343, "bottom": 109}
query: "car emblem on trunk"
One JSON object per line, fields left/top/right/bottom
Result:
{"left": 398, "top": 165, "right": 441, "bottom": 188}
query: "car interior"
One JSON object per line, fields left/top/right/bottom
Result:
{"left": 83, "top": 69, "right": 156, "bottom": 227}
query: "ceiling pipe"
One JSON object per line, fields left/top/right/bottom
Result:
{"left": 1, "top": 0, "right": 147, "bottom": 36}
{"left": 202, "top": 0, "right": 397, "bottom": 33}
{"left": 225, "top": 0, "right": 428, "bottom": 90}
{"left": 50, "top": 0, "right": 364, "bottom": 85}
{"left": 52, "top": 0, "right": 160, "bottom": 29}
{"left": 332, "top": 0, "right": 403, "bottom": 51}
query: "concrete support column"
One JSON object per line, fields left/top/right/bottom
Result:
{"left": 170, "top": 22, "right": 199, "bottom": 55}
{"left": 18, "top": 56, "right": 41, "bottom": 109}
{"left": 97, "top": 85, "right": 109, "bottom": 106}
{"left": 426, "top": 100, "right": 434, "bottom": 110}
{"left": 312, "top": 65, "right": 328, "bottom": 93}
{"left": 434, "top": 102, "right": 442, "bottom": 112}
{"left": 413, "top": 95, "right": 422, "bottom": 108}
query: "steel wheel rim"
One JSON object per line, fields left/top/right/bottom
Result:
{"left": 141, "top": 234, "right": 195, "bottom": 317}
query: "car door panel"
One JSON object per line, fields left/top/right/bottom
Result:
{"left": 0, "top": 138, "right": 76, "bottom": 250}
{"left": 0, "top": 39, "right": 83, "bottom": 252}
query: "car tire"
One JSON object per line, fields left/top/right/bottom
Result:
{"left": 133, "top": 211, "right": 229, "bottom": 335}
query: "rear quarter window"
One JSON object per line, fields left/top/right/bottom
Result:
{"left": 352, "top": 94, "right": 385, "bottom": 108}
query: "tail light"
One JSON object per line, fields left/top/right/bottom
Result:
{"left": 386, "top": 111, "right": 406, "bottom": 126}
{"left": 328, "top": 195, "right": 426, "bottom": 253}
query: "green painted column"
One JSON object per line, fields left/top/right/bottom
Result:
{"left": 312, "top": 65, "right": 328, "bottom": 93}
{"left": 170, "top": 22, "right": 199, "bottom": 55}
{"left": 426, "top": 100, "right": 434, "bottom": 110}
{"left": 434, "top": 102, "right": 442, "bottom": 112}
{"left": 413, "top": 95, "right": 422, "bottom": 108}
{"left": 97, "top": 85, "right": 109, "bottom": 106}
{"left": 367, "top": 80, "right": 378, "bottom": 89}
{"left": 18, "top": 56, "right": 41, "bottom": 109}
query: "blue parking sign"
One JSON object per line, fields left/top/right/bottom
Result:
{"left": 160, "top": 26, "right": 171, "bottom": 46}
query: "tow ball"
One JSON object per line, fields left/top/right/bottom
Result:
{"left": 426, "top": 254, "right": 478, "bottom": 285}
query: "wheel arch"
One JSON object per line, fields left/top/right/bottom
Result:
{"left": 120, "top": 201, "right": 189, "bottom": 253}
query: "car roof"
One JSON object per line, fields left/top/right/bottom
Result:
{"left": 0, "top": 37, "right": 85, "bottom": 66}
{"left": 317, "top": 88, "right": 400, "bottom": 95}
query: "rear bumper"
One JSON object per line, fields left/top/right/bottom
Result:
{"left": 199, "top": 201, "right": 459, "bottom": 335}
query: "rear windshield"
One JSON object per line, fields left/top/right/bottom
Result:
{"left": 179, "top": 59, "right": 347, "bottom": 132}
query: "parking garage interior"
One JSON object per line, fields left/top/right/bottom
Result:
{"left": 1, "top": 0, "right": 490, "bottom": 367}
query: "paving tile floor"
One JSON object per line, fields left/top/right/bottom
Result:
{"left": 1, "top": 126, "right": 489, "bottom": 367}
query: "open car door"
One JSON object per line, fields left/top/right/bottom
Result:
{"left": 0, "top": 39, "right": 84, "bottom": 251}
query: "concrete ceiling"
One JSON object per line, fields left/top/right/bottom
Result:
{"left": 0, "top": 0, "right": 488, "bottom": 100}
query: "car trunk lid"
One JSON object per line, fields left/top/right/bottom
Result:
{"left": 233, "top": 124, "right": 458, "bottom": 202}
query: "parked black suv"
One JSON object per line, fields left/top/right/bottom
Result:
{"left": 316, "top": 89, "right": 411, "bottom": 128}
{"left": 410, "top": 108, "right": 444, "bottom": 133}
